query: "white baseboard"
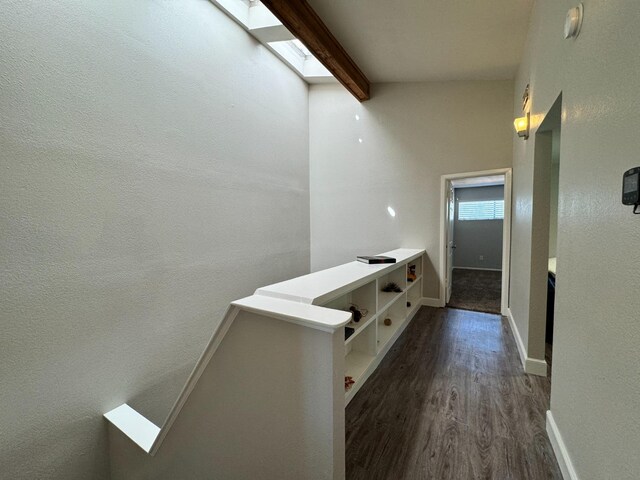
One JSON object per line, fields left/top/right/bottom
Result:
{"left": 506, "top": 308, "right": 527, "bottom": 367}
{"left": 526, "top": 357, "right": 548, "bottom": 376}
{"left": 546, "top": 410, "right": 579, "bottom": 480}
{"left": 506, "top": 308, "right": 547, "bottom": 377}
{"left": 422, "top": 297, "right": 442, "bottom": 308}
{"left": 453, "top": 266, "right": 502, "bottom": 272}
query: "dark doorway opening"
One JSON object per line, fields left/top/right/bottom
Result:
{"left": 447, "top": 182, "right": 505, "bottom": 314}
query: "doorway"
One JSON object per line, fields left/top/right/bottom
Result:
{"left": 447, "top": 182, "right": 505, "bottom": 313}
{"left": 531, "top": 95, "right": 562, "bottom": 373}
{"left": 439, "top": 168, "right": 512, "bottom": 315}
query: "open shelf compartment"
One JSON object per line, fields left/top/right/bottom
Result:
{"left": 345, "top": 314, "right": 376, "bottom": 345}
{"left": 406, "top": 255, "right": 423, "bottom": 284}
{"left": 323, "top": 280, "right": 377, "bottom": 344}
{"left": 377, "top": 293, "right": 407, "bottom": 352}
{"left": 406, "top": 277, "right": 422, "bottom": 313}
{"left": 345, "top": 319, "right": 376, "bottom": 386}
{"left": 377, "top": 265, "right": 407, "bottom": 312}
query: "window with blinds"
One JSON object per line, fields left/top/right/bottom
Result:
{"left": 458, "top": 200, "right": 504, "bottom": 221}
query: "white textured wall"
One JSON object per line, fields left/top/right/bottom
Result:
{"left": 509, "top": 0, "right": 640, "bottom": 477}
{"left": 309, "top": 81, "right": 513, "bottom": 299}
{"left": 0, "top": 1, "right": 309, "bottom": 478}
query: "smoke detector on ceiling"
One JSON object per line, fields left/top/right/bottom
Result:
{"left": 564, "top": 3, "right": 584, "bottom": 39}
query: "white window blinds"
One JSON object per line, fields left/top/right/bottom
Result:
{"left": 458, "top": 200, "right": 504, "bottom": 221}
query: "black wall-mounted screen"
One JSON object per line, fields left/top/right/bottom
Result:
{"left": 624, "top": 173, "right": 638, "bottom": 194}
{"left": 622, "top": 167, "right": 640, "bottom": 205}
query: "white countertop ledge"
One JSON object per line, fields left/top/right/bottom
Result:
{"left": 233, "top": 295, "right": 352, "bottom": 332}
{"left": 255, "top": 248, "right": 425, "bottom": 305}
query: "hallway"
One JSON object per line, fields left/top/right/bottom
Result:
{"left": 345, "top": 307, "right": 561, "bottom": 479}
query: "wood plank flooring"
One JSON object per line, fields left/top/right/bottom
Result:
{"left": 345, "top": 307, "right": 562, "bottom": 480}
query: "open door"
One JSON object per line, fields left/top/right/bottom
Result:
{"left": 440, "top": 169, "right": 511, "bottom": 313}
{"left": 446, "top": 182, "right": 456, "bottom": 303}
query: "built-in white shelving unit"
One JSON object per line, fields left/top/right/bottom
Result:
{"left": 325, "top": 250, "right": 426, "bottom": 404}
{"left": 104, "top": 248, "right": 426, "bottom": 480}
{"left": 255, "top": 249, "right": 426, "bottom": 405}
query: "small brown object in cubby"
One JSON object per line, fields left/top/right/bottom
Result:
{"left": 345, "top": 376, "right": 355, "bottom": 391}
{"left": 348, "top": 304, "right": 368, "bottom": 323}
{"left": 381, "top": 282, "right": 402, "bottom": 293}
{"left": 383, "top": 317, "right": 392, "bottom": 326}
{"left": 407, "top": 264, "right": 417, "bottom": 282}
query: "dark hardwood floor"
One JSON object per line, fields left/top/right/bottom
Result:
{"left": 345, "top": 307, "right": 561, "bottom": 480}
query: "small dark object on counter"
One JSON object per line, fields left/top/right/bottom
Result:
{"left": 383, "top": 317, "right": 392, "bottom": 326}
{"left": 407, "top": 301, "right": 411, "bottom": 308}
{"left": 357, "top": 256, "right": 396, "bottom": 264}
{"left": 382, "top": 282, "right": 402, "bottom": 293}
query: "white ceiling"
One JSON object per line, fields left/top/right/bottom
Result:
{"left": 306, "top": 0, "right": 534, "bottom": 82}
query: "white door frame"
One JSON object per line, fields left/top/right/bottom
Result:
{"left": 439, "top": 168, "right": 513, "bottom": 315}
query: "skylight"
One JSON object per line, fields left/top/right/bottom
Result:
{"left": 209, "top": 0, "right": 333, "bottom": 82}
{"left": 291, "top": 39, "right": 311, "bottom": 57}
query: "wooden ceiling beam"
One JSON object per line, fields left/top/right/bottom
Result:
{"left": 260, "top": 0, "right": 370, "bottom": 102}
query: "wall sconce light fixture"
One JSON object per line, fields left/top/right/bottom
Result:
{"left": 514, "top": 84, "right": 531, "bottom": 140}
{"left": 514, "top": 114, "right": 530, "bottom": 139}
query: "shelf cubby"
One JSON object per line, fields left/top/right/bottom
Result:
{"left": 345, "top": 319, "right": 376, "bottom": 385}
{"left": 406, "top": 275, "right": 422, "bottom": 293}
{"left": 377, "top": 266, "right": 407, "bottom": 313}
{"left": 377, "top": 294, "right": 407, "bottom": 352}
{"left": 323, "top": 280, "right": 376, "bottom": 344}
{"left": 323, "top": 279, "right": 376, "bottom": 315}
{"left": 350, "top": 280, "right": 377, "bottom": 316}
{"left": 345, "top": 313, "right": 377, "bottom": 345}
{"left": 406, "top": 277, "right": 422, "bottom": 312}
{"left": 406, "top": 257, "right": 423, "bottom": 284}
{"left": 345, "top": 351, "right": 375, "bottom": 392}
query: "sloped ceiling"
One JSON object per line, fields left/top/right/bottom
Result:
{"left": 306, "top": 0, "right": 533, "bottom": 82}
